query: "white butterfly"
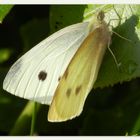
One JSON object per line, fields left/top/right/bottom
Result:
{"left": 3, "top": 11, "right": 111, "bottom": 122}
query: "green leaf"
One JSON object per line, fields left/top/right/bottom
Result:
{"left": 0, "top": 5, "right": 13, "bottom": 23}
{"left": 20, "top": 18, "right": 50, "bottom": 52}
{"left": 81, "top": 4, "right": 140, "bottom": 89}
{"left": 50, "top": 5, "right": 87, "bottom": 33}
{"left": 86, "top": 5, "right": 140, "bottom": 89}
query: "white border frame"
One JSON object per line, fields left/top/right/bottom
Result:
{"left": 1, "top": 0, "right": 140, "bottom": 4}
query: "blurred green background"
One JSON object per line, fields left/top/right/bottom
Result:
{"left": 0, "top": 5, "right": 140, "bottom": 136}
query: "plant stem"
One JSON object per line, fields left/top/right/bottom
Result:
{"left": 30, "top": 102, "right": 37, "bottom": 136}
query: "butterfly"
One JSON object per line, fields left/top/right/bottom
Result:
{"left": 3, "top": 11, "right": 111, "bottom": 122}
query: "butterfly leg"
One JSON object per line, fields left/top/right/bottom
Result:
{"left": 107, "top": 41, "right": 121, "bottom": 70}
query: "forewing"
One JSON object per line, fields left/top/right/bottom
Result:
{"left": 48, "top": 25, "right": 111, "bottom": 122}
{"left": 3, "top": 22, "right": 89, "bottom": 105}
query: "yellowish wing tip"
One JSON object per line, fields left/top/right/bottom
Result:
{"left": 47, "top": 109, "right": 73, "bottom": 122}
{"left": 48, "top": 113, "right": 80, "bottom": 122}
{"left": 47, "top": 109, "right": 62, "bottom": 122}
{"left": 47, "top": 103, "right": 82, "bottom": 122}
{"left": 47, "top": 102, "right": 65, "bottom": 122}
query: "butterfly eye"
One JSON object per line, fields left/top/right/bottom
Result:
{"left": 38, "top": 71, "right": 47, "bottom": 81}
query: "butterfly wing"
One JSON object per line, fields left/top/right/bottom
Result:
{"left": 3, "top": 22, "right": 89, "bottom": 105}
{"left": 48, "top": 23, "right": 111, "bottom": 122}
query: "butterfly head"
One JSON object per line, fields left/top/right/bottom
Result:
{"left": 97, "top": 11, "right": 105, "bottom": 22}
{"left": 88, "top": 10, "right": 106, "bottom": 33}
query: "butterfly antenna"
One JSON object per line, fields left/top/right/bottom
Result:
{"left": 112, "top": 31, "right": 132, "bottom": 42}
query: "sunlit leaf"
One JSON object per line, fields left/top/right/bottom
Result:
{"left": 0, "top": 5, "right": 13, "bottom": 23}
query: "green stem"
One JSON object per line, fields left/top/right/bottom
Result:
{"left": 30, "top": 102, "right": 37, "bottom": 136}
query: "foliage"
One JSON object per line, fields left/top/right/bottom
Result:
{"left": 0, "top": 5, "right": 13, "bottom": 23}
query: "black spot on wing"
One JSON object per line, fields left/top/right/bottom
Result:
{"left": 66, "top": 88, "right": 71, "bottom": 98}
{"left": 38, "top": 71, "right": 47, "bottom": 81}
{"left": 75, "top": 85, "right": 82, "bottom": 95}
